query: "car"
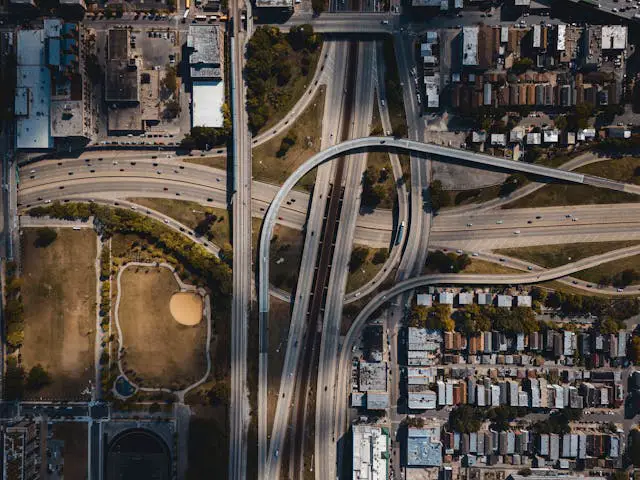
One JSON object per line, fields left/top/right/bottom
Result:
{"left": 496, "top": 220, "right": 503, "bottom": 224}
{"left": 514, "top": 230, "right": 520, "bottom": 234}
{"left": 381, "top": 20, "right": 389, "bottom": 24}
{"left": 617, "top": 288, "right": 624, "bottom": 292}
{"left": 466, "top": 223, "right": 473, "bottom": 227}
{"left": 527, "top": 220, "right": 532, "bottom": 224}
{"left": 44, "top": 199, "right": 52, "bottom": 204}
{"left": 131, "top": 206, "right": 137, "bottom": 210}
{"left": 157, "top": 170, "right": 162, "bottom": 174}
{"left": 164, "top": 219, "right": 169, "bottom": 224}
{"left": 472, "top": 252, "right": 479, "bottom": 257}
{"left": 527, "top": 266, "right": 533, "bottom": 270}
{"left": 535, "top": 215, "right": 542, "bottom": 219}
{"left": 456, "top": 249, "right": 463, "bottom": 254}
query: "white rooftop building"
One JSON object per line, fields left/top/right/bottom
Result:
{"left": 352, "top": 425, "right": 389, "bottom": 480}
{"left": 462, "top": 26, "right": 479, "bottom": 67}
{"left": 601, "top": 25, "right": 627, "bottom": 50}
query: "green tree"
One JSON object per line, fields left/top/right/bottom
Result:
{"left": 277, "top": 131, "right": 297, "bottom": 157}
{"left": 25, "top": 364, "right": 51, "bottom": 391}
{"left": 162, "top": 65, "right": 178, "bottom": 94}
{"left": 164, "top": 99, "right": 180, "bottom": 119}
{"left": 5, "top": 358, "right": 24, "bottom": 400}
{"left": 449, "top": 405, "right": 483, "bottom": 433}
{"left": 349, "top": 247, "right": 370, "bottom": 272}
{"left": 372, "top": 249, "right": 388, "bottom": 265}
{"left": 429, "top": 180, "right": 450, "bottom": 212}
{"left": 312, "top": 0, "right": 325, "bottom": 14}
{"left": 34, "top": 227, "right": 58, "bottom": 247}
{"left": 500, "top": 173, "right": 527, "bottom": 197}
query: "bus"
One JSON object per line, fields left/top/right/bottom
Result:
{"left": 395, "top": 221, "right": 405, "bottom": 246}
{"left": 195, "top": 14, "right": 207, "bottom": 21}
{"left": 185, "top": 0, "right": 190, "bottom": 8}
{"left": 183, "top": 8, "right": 190, "bottom": 20}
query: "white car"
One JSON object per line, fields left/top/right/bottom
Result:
{"left": 514, "top": 230, "right": 521, "bottom": 234}
{"left": 163, "top": 219, "right": 169, "bottom": 224}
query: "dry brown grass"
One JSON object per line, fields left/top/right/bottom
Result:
{"left": 21, "top": 228, "right": 97, "bottom": 399}
{"left": 252, "top": 87, "right": 325, "bottom": 190}
{"left": 118, "top": 266, "right": 207, "bottom": 389}
{"left": 267, "top": 298, "right": 292, "bottom": 434}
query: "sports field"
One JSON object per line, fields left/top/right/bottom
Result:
{"left": 118, "top": 266, "right": 207, "bottom": 389}
{"left": 21, "top": 228, "right": 97, "bottom": 399}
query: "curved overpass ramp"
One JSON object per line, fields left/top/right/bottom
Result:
{"left": 258, "top": 135, "right": 640, "bottom": 478}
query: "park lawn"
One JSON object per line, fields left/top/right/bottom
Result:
{"left": 346, "top": 247, "right": 389, "bottom": 294}
{"left": 267, "top": 298, "right": 292, "bottom": 434}
{"left": 51, "top": 423, "right": 88, "bottom": 480}
{"left": 183, "top": 155, "right": 226, "bottom": 170}
{"left": 506, "top": 157, "right": 640, "bottom": 209}
{"left": 570, "top": 254, "right": 640, "bottom": 285}
{"left": 118, "top": 266, "right": 207, "bottom": 389}
{"left": 252, "top": 87, "right": 325, "bottom": 190}
{"left": 494, "top": 241, "right": 640, "bottom": 269}
{"left": 128, "top": 198, "right": 230, "bottom": 246}
{"left": 270, "top": 224, "right": 304, "bottom": 292}
{"left": 21, "top": 228, "right": 97, "bottom": 399}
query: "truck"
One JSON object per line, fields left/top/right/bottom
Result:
{"left": 395, "top": 221, "right": 405, "bottom": 245}
{"left": 183, "top": 8, "right": 190, "bottom": 21}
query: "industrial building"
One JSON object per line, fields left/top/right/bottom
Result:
{"left": 406, "top": 427, "right": 443, "bottom": 467}
{"left": 15, "top": 20, "right": 85, "bottom": 150}
{"left": 187, "top": 24, "right": 225, "bottom": 129}
{"left": 3, "top": 420, "right": 41, "bottom": 480}
{"left": 352, "top": 425, "right": 389, "bottom": 480}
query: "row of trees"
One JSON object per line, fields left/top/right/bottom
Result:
{"left": 245, "top": 26, "right": 321, "bottom": 133}
{"left": 409, "top": 304, "right": 454, "bottom": 331}
{"left": 449, "top": 405, "right": 530, "bottom": 433}
{"left": 28, "top": 202, "right": 232, "bottom": 299}
{"left": 5, "top": 359, "right": 51, "bottom": 401}
{"left": 5, "top": 262, "right": 24, "bottom": 348}
{"left": 361, "top": 166, "right": 389, "bottom": 209}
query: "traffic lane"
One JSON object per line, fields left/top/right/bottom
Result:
{"left": 432, "top": 206, "right": 640, "bottom": 231}
{"left": 23, "top": 159, "right": 376, "bottom": 223}
{"left": 429, "top": 224, "right": 640, "bottom": 243}
{"left": 21, "top": 403, "right": 89, "bottom": 419}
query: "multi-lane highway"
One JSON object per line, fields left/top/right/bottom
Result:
{"left": 229, "top": 0, "right": 252, "bottom": 476}
{"left": 262, "top": 40, "right": 350, "bottom": 480}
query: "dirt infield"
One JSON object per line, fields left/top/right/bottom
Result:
{"left": 118, "top": 266, "right": 207, "bottom": 389}
{"left": 21, "top": 229, "right": 97, "bottom": 399}
{"left": 169, "top": 293, "right": 203, "bottom": 326}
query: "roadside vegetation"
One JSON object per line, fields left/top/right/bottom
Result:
{"left": 345, "top": 246, "right": 389, "bottom": 293}
{"left": 128, "top": 198, "right": 231, "bottom": 249}
{"left": 424, "top": 250, "right": 471, "bottom": 274}
{"left": 245, "top": 25, "right": 322, "bottom": 134}
{"left": 382, "top": 37, "right": 408, "bottom": 138}
{"left": 495, "top": 242, "right": 640, "bottom": 269}
{"left": 506, "top": 158, "right": 640, "bottom": 209}
{"left": 573, "top": 255, "right": 640, "bottom": 288}
{"left": 252, "top": 87, "right": 325, "bottom": 189}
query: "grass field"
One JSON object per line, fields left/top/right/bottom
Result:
{"left": 183, "top": 155, "right": 226, "bottom": 170}
{"left": 506, "top": 157, "right": 640, "bottom": 209}
{"left": 267, "top": 298, "right": 291, "bottom": 433}
{"left": 128, "top": 198, "right": 230, "bottom": 246}
{"left": 270, "top": 224, "right": 304, "bottom": 292}
{"left": 495, "top": 241, "right": 640, "bottom": 269}
{"left": 571, "top": 254, "right": 640, "bottom": 285}
{"left": 445, "top": 184, "right": 503, "bottom": 208}
{"left": 51, "top": 422, "right": 88, "bottom": 480}
{"left": 252, "top": 87, "right": 325, "bottom": 190}
{"left": 118, "top": 266, "right": 207, "bottom": 389}
{"left": 21, "top": 228, "right": 97, "bottom": 399}
{"left": 345, "top": 247, "right": 388, "bottom": 293}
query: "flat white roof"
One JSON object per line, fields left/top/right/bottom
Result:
{"left": 462, "top": 26, "right": 479, "bottom": 66}
{"left": 602, "top": 25, "right": 627, "bottom": 50}
{"left": 192, "top": 80, "right": 224, "bottom": 128}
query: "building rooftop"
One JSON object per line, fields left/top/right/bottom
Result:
{"left": 353, "top": 425, "right": 389, "bottom": 480}
{"left": 602, "top": 25, "right": 627, "bottom": 50}
{"left": 359, "top": 362, "right": 387, "bottom": 392}
{"left": 187, "top": 25, "right": 223, "bottom": 80}
{"left": 192, "top": 80, "right": 225, "bottom": 128}
{"left": 108, "top": 104, "right": 142, "bottom": 132}
{"left": 50, "top": 100, "right": 83, "bottom": 137}
{"left": 407, "top": 427, "right": 442, "bottom": 467}
{"left": 462, "top": 26, "right": 479, "bottom": 67}
{"left": 255, "top": 0, "right": 292, "bottom": 6}
{"left": 108, "top": 28, "right": 129, "bottom": 61}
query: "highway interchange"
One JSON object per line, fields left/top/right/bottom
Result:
{"left": 8, "top": 4, "right": 640, "bottom": 480}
